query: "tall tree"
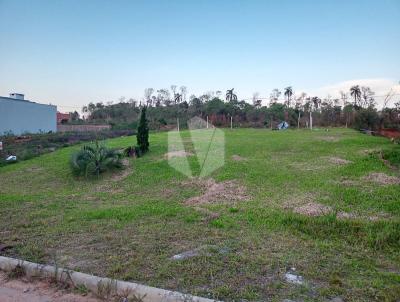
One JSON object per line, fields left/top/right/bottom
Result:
{"left": 360, "top": 86, "right": 375, "bottom": 108}
{"left": 170, "top": 85, "right": 177, "bottom": 96}
{"left": 180, "top": 86, "right": 187, "bottom": 102}
{"left": 284, "top": 86, "right": 293, "bottom": 108}
{"left": 70, "top": 111, "right": 80, "bottom": 121}
{"left": 174, "top": 93, "right": 183, "bottom": 131}
{"left": 311, "top": 96, "right": 321, "bottom": 109}
{"left": 137, "top": 106, "right": 149, "bottom": 153}
{"left": 339, "top": 91, "right": 348, "bottom": 107}
{"left": 174, "top": 93, "right": 183, "bottom": 104}
{"left": 156, "top": 89, "right": 171, "bottom": 106}
{"left": 226, "top": 88, "right": 237, "bottom": 102}
{"left": 252, "top": 92, "right": 262, "bottom": 108}
{"left": 383, "top": 88, "right": 395, "bottom": 109}
{"left": 296, "top": 92, "right": 306, "bottom": 128}
{"left": 350, "top": 85, "right": 361, "bottom": 107}
{"left": 269, "top": 89, "right": 281, "bottom": 104}
{"left": 144, "top": 88, "right": 154, "bottom": 107}
{"left": 309, "top": 96, "right": 321, "bottom": 130}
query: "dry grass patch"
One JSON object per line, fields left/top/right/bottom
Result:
{"left": 282, "top": 193, "right": 318, "bottom": 209}
{"left": 110, "top": 159, "right": 132, "bottom": 182}
{"left": 337, "top": 178, "right": 360, "bottom": 187}
{"left": 164, "top": 150, "right": 193, "bottom": 159}
{"left": 362, "top": 172, "right": 400, "bottom": 185}
{"left": 231, "top": 154, "right": 247, "bottom": 161}
{"left": 326, "top": 157, "right": 352, "bottom": 165}
{"left": 183, "top": 178, "right": 248, "bottom": 205}
{"left": 317, "top": 136, "right": 340, "bottom": 142}
{"left": 288, "top": 161, "right": 326, "bottom": 171}
{"left": 283, "top": 194, "right": 391, "bottom": 221}
{"left": 293, "top": 202, "right": 332, "bottom": 216}
{"left": 293, "top": 203, "right": 390, "bottom": 221}
{"left": 94, "top": 159, "right": 133, "bottom": 192}
{"left": 359, "top": 148, "right": 381, "bottom": 155}
{"left": 193, "top": 206, "right": 221, "bottom": 222}
{"left": 24, "top": 165, "right": 44, "bottom": 172}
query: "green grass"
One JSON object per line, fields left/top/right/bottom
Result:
{"left": 0, "top": 128, "right": 399, "bottom": 301}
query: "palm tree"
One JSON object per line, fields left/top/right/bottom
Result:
{"left": 311, "top": 96, "right": 321, "bottom": 109}
{"left": 350, "top": 85, "right": 361, "bottom": 106}
{"left": 226, "top": 88, "right": 237, "bottom": 102}
{"left": 284, "top": 86, "right": 293, "bottom": 107}
{"left": 174, "top": 93, "right": 182, "bottom": 104}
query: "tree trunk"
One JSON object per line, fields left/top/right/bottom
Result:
{"left": 297, "top": 112, "right": 301, "bottom": 129}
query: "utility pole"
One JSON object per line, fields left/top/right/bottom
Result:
{"left": 206, "top": 116, "right": 209, "bottom": 129}
{"left": 177, "top": 117, "right": 180, "bottom": 132}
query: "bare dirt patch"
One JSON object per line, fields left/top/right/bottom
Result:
{"left": 362, "top": 172, "right": 400, "bottom": 185}
{"left": 232, "top": 154, "right": 247, "bottom": 161}
{"left": 327, "top": 157, "right": 353, "bottom": 165}
{"left": 165, "top": 150, "right": 193, "bottom": 159}
{"left": 0, "top": 271, "right": 100, "bottom": 302}
{"left": 183, "top": 178, "right": 248, "bottom": 205}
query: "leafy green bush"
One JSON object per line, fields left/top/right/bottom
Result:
{"left": 382, "top": 147, "right": 400, "bottom": 167}
{"left": 70, "top": 141, "right": 123, "bottom": 178}
{"left": 0, "top": 158, "right": 7, "bottom": 167}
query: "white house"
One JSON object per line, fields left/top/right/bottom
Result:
{"left": 0, "top": 93, "right": 57, "bottom": 135}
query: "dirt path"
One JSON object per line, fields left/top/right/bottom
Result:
{"left": 0, "top": 271, "right": 101, "bottom": 302}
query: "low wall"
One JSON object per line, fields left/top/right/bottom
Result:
{"left": 57, "top": 124, "right": 111, "bottom": 132}
{"left": 377, "top": 128, "right": 400, "bottom": 139}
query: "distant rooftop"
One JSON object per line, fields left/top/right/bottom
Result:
{"left": 9, "top": 93, "right": 24, "bottom": 100}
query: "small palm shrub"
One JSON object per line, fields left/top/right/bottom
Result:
{"left": 70, "top": 141, "right": 123, "bottom": 177}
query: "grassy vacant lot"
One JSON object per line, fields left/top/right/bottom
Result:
{"left": 0, "top": 128, "right": 399, "bottom": 301}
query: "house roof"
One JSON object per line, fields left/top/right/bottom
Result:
{"left": 0, "top": 96, "right": 56, "bottom": 108}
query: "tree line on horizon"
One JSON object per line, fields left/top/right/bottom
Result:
{"left": 70, "top": 85, "right": 400, "bottom": 131}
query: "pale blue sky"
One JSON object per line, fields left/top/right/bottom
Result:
{"left": 0, "top": 0, "right": 399, "bottom": 111}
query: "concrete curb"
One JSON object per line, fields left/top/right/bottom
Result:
{"left": 0, "top": 256, "right": 217, "bottom": 302}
